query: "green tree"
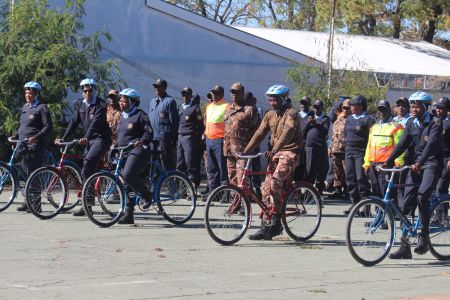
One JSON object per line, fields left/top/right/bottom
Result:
{"left": 0, "top": 0, "right": 122, "bottom": 137}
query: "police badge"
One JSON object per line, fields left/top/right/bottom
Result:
{"left": 128, "top": 123, "right": 133, "bottom": 129}
{"left": 355, "top": 125, "right": 361, "bottom": 131}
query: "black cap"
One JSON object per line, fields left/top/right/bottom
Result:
{"left": 181, "top": 87, "right": 192, "bottom": 95}
{"left": 435, "top": 97, "right": 450, "bottom": 109}
{"left": 350, "top": 95, "right": 367, "bottom": 106}
{"left": 210, "top": 85, "right": 224, "bottom": 94}
{"left": 244, "top": 91, "right": 254, "bottom": 101}
{"left": 395, "top": 97, "right": 409, "bottom": 107}
{"left": 206, "top": 92, "right": 213, "bottom": 100}
{"left": 313, "top": 100, "right": 324, "bottom": 108}
{"left": 152, "top": 79, "right": 167, "bottom": 88}
{"left": 300, "top": 96, "right": 311, "bottom": 105}
{"left": 376, "top": 99, "right": 391, "bottom": 110}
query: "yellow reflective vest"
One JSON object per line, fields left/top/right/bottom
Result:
{"left": 204, "top": 99, "right": 229, "bottom": 139}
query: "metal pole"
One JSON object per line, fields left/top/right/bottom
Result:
{"left": 327, "top": 0, "right": 337, "bottom": 100}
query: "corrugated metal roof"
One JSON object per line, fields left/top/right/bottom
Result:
{"left": 234, "top": 26, "right": 450, "bottom": 77}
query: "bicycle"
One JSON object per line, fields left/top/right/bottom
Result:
{"left": 81, "top": 142, "right": 196, "bottom": 227}
{"left": 204, "top": 153, "right": 322, "bottom": 245}
{"left": 24, "top": 140, "right": 82, "bottom": 219}
{"left": 346, "top": 165, "right": 450, "bottom": 266}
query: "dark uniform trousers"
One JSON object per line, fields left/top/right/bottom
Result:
{"left": 368, "top": 162, "right": 387, "bottom": 198}
{"left": 402, "top": 161, "right": 441, "bottom": 235}
{"left": 82, "top": 137, "right": 111, "bottom": 181}
{"left": 305, "top": 145, "right": 329, "bottom": 193}
{"left": 19, "top": 141, "right": 48, "bottom": 178}
{"left": 159, "top": 138, "right": 175, "bottom": 170}
{"left": 121, "top": 147, "right": 151, "bottom": 201}
{"left": 177, "top": 134, "right": 201, "bottom": 187}
{"left": 206, "top": 138, "right": 228, "bottom": 190}
{"left": 437, "top": 157, "right": 450, "bottom": 195}
{"left": 345, "top": 148, "right": 371, "bottom": 203}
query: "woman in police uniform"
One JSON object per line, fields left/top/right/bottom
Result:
{"left": 13, "top": 81, "right": 53, "bottom": 211}
{"left": 115, "top": 88, "right": 153, "bottom": 224}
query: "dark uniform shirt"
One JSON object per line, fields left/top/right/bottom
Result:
{"left": 442, "top": 115, "right": 450, "bottom": 158}
{"left": 116, "top": 109, "right": 153, "bottom": 147}
{"left": 304, "top": 113, "right": 330, "bottom": 147}
{"left": 18, "top": 100, "right": 52, "bottom": 141}
{"left": 388, "top": 112, "right": 443, "bottom": 166}
{"left": 344, "top": 113, "right": 375, "bottom": 150}
{"left": 148, "top": 94, "right": 179, "bottom": 141}
{"left": 62, "top": 96, "right": 111, "bottom": 140}
{"left": 178, "top": 102, "right": 204, "bottom": 136}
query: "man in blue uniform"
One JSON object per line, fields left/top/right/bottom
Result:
{"left": 14, "top": 81, "right": 53, "bottom": 211}
{"left": 58, "top": 78, "right": 112, "bottom": 216}
{"left": 148, "top": 79, "right": 179, "bottom": 170}
{"left": 435, "top": 97, "right": 450, "bottom": 195}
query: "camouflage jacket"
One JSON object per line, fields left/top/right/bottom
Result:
{"left": 223, "top": 103, "right": 261, "bottom": 157}
{"left": 107, "top": 106, "right": 121, "bottom": 144}
{"left": 330, "top": 115, "right": 347, "bottom": 154}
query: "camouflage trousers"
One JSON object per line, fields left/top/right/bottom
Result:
{"left": 331, "top": 153, "right": 346, "bottom": 188}
{"left": 227, "top": 156, "right": 246, "bottom": 186}
{"left": 262, "top": 151, "right": 300, "bottom": 214}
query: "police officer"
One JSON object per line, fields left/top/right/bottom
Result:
{"left": 177, "top": 87, "right": 205, "bottom": 190}
{"left": 343, "top": 95, "right": 375, "bottom": 215}
{"left": 14, "top": 81, "right": 53, "bottom": 212}
{"left": 148, "top": 79, "right": 179, "bottom": 170}
{"left": 223, "top": 83, "right": 261, "bottom": 186}
{"left": 304, "top": 100, "right": 330, "bottom": 195}
{"left": 57, "top": 78, "right": 112, "bottom": 216}
{"left": 435, "top": 97, "right": 450, "bottom": 196}
{"left": 115, "top": 89, "right": 153, "bottom": 224}
{"left": 393, "top": 97, "right": 411, "bottom": 127}
{"left": 384, "top": 92, "right": 443, "bottom": 259}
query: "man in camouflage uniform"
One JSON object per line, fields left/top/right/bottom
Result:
{"left": 224, "top": 83, "right": 261, "bottom": 185}
{"left": 244, "top": 84, "right": 303, "bottom": 240}
{"left": 329, "top": 99, "right": 350, "bottom": 198}
{"left": 106, "top": 90, "right": 121, "bottom": 145}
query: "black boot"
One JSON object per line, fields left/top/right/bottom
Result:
{"left": 343, "top": 203, "right": 356, "bottom": 215}
{"left": 389, "top": 237, "right": 412, "bottom": 259}
{"left": 141, "top": 193, "right": 152, "bottom": 210}
{"left": 414, "top": 233, "right": 429, "bottom": 255}
{"left": 118, "top": 205, "right": 134, "bottom": 224}
{"left": 248, "top": 219, "right": 268, "bottom": 240}
{"left": 72, "top": 207, "right": 86, "bottom": 216}
{"left": 17, "top": 203, "right": 28, "bottom": 212}
{"left": 264, "top": 214, "right": 283, "bottom": 240}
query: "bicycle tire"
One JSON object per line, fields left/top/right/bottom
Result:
{"left": 60, "top": 160, "right": 82, "bottom": 211}
{"left": 0, "top": 162, "right": 19, "bottom": 212}
{"left": 428, "top": 198, "right": 450, "bottom": 260}
{"left": 282, "top": 181, "right": 322, "bottom": 241}
{"left": 82, "top": 171, "right": 125, "bottom": 227}
{"left": 24, "top": 166, "right": 67, "bottom": 219}
{"left": 155, "top": 171, "right": 196, "bottom": 225}
{"left": 346, "top": 198, "right": 395, "bottom": 266}
{"left": 204, "top": 185, "right": 251, "bottom": 245}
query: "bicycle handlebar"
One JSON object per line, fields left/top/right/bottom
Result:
{"left": 8, "top": 137, "right": 29, "bottom": 144}
{"left": 114, "top": 143, "right": 135, "bottom": 151}
{"left": 236, "top": 152, "right": 265, "bottom": 159}
{"left": 377, "top": 165, "right": 412, "bottom": 172}
{"left": 54, "top": 140, "right": 79, "bottom": 146}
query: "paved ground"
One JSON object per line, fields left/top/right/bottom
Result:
{"left": 1, "top": 194, "right": 449, "bottom": 300}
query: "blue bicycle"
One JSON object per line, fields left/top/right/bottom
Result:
{"left": 81, "top": 143, "right": 196, "bottom": 227}
{"left": 346, "top": 165, "right": 450, "bottom": 266}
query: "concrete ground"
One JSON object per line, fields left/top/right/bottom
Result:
{"left": 0, "top": 194, "right": 449, "bottom": 300}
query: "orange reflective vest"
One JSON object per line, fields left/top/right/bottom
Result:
{"left": 204, "top": 99, "right": 229, "bottom": 139}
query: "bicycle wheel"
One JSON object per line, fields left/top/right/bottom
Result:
{"left": 0, "top": 162, "right": 19, "bottom": 212}
{"left": 282, "top": 182, "right": 322, "bottom": 241}
{"left": 82, "top": 172, "right": 125, "bottom": 227}
{"left": 24, "top": 166, "right": 67, "bottom": 219}
{"left": 155, "top": 171, "right": 196, "bottom": 225}
{"left": 428, "top": 199, "right": 450, "bottom": 260}
{"left": 60, "top": 161, "right": 82, "bottom": 211}
{"left": 346, "top": 198, "right": 395, "bottom": 266}
{"left": 204, "top": 185, "right": 251, "bottom": 245}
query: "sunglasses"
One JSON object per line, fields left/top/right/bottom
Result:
{"left": 342, "top": 106, "right": 350, "bottom": 110}
{"left": 83, "top": 89, "right": 93, "bottom": 94}
{"left": 230, "top": 89, "right": 240, "bottom": 94}
{"left": 181, "top": 92, "right": 190, "bottom": 96}
{"left": 396, "top": 104, "right": 407, "bottom": 108}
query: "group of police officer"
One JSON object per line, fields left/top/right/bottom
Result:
{"left": 11, "top": 78, "right": 450, "bottom": 246}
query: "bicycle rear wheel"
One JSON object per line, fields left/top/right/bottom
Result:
{"left": 428, "top": 199, "right": 450, "bottom": 260}
{"left": 82, "top": 172, "right": 125, "bottom": 227}
{"left": 204, "top": 185, "right": 250, "bottom": 245}
{"left": 282, "top": 182, "right": 322, "bottom": 241}
{"left": 346, "top": 198, "right": 395, "bottom": 266}
{"left": 61, "top": 161, "right": 82, "bottom": 211}
{"left": 25, "top": 166, "right": 67, "bottom": 219}
{"left": 0, "top": 162, "right": 18, "bottom": 212}
{"left": 155, "top": 171, "right": 196, "bottom": 225}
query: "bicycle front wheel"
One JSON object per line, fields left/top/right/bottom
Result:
{"left": 0, "top": 162, "right": 18, "bottom": 212}
{"left": 61, "top": 161, "right": 82, "bottom": 211}
{"left": 25, "top": 166, "right": 67, "bottom": 219}
{"left": 282, "top": 182, "right": 322, "bottom": 241}
{"left": 155, "top": 171, "right": 196, "bottom": 225}
{"left": 204, "top": 185, "right": 251, "bottom": 245}
{"left": 429, "top": 198, "right": 450, "bottom": 260}
{"left": 82, "top": 172, "right": 125, "bottom": 227}
{"left": 346, "top": 199, "right": 395, "bottom": 266}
